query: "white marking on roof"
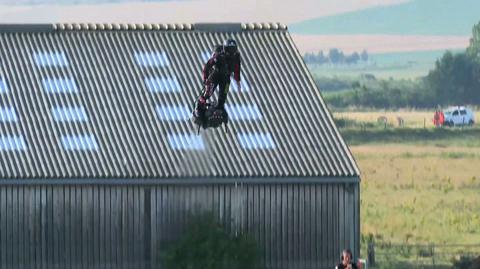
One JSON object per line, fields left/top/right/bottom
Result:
{"left": 229, "top": 78, "right": 250, "bottom": 92}
{"left": 51, "top": 106, "right": 88, "bottom": 122}
{"left": 0, "top": 107, "right": 18, "bottom": 122}
{"left": 225, "top": 104, "right": 262, "bottom": 121}
{"left": 33, "top": 52, "right": 69, "bottom": 67}
{"left": 134, "top": 51, "right": 170, "bottom": 67}
{"left": 61, "top": 135, "right": 99, "bottom": 151}
{"left": 167, "top": 134, "right": 205, "bottom": 150}
{"left": 201, "top": 51, "right": 211, "bottom": 62}
{"left": 145, "top": 77, "right": 181, "bottom": 93}
{"left": 0, "top": 135, "right": 27, "bottom": 151}
{"left": 0, "top": 79, "right": 8, "bottom": 93}
{"left": 156, "top": 105, "right": 190, "bottom": 121}
{"left": 42, "top": 78, "right": 78, "bottom": 93}
{"left": 237, "top": 132, "right": 276, "bottom": 150}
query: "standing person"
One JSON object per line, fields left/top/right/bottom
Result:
{"left": 434, "top": 109, "right": 441, "bottom": 127}
{"left": 439, "top": 109, "right": 445, "bottom": 126}
{"left": 335, "top": 249, "right": 362, "bottom": 269}
{"left": 194, "top": 38, "right": 241, "bottom": 118}
{"left": 433, "top": 105, "right": 445, "bottom": 127}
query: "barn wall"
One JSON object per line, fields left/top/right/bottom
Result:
{"left": 0, "top": 181, "right": 359, "bottom": 269}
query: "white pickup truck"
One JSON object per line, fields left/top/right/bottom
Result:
{"left": 443, "top": 106, "right": 475, "bottom": 126}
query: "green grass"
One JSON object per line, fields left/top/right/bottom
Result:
{"left": 370, "top": 50, "right": 453, "bottom": 66}
{"left": 351, "top": 129, "right": 480, "bottom": 265}
{"left": 339, "top": 111, "right": 480, "bottom": 266}
{"left": 341, "top": 127, "right": 480, "bottom": 146}
{"left": 309, "top": 63, "right": 430, "bottom": 80}
{"left": 355, "top": 142, "right": 480, "bottom": 244}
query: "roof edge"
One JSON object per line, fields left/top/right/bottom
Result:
{"left": 0, "top": 176, "right": 359, "bottom": 185}
{"left": 0, "top": 22, "right": 288, "bottom": 33}
{"left": 0, "top": 24, "right": 55, "bottom": 33}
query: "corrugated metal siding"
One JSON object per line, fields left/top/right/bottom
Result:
{"left": 0, "top": 182, "right": 359, "bottom": 269}
{"left": 0, "top": 185, "right": 149, "bottom": 268}
{"left": 0, "top": 24, "right": 359, "bottom": 179}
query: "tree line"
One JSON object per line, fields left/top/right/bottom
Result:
{"left": 304, "top": 49, "right": 369, "bottom": 65}
{"left": 425, "top": 22, "right": 480, "bottom": 106}
{"left": 322, "top": 22, "right": 480, "bottom": 109}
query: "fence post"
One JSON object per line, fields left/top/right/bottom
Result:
{"left": 432, "top": 244, "right": 435, "bottom": 268}
{"left": 368, "top": 241, "right": 375, "bottom": 267}
{"left": 416, "top": 245, "right": 419, "bottom": 269}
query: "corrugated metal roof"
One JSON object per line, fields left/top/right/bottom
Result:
{"left": 0, "top": 23, "right": 360, "bottom": 179}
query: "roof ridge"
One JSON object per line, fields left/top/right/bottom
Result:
{"left": 0, "top": 22, "right": 288, "bottom": 33}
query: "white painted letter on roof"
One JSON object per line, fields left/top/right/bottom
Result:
{"left": 167, "top": 134, "right": 205, "bottom": 150}
{"left": 33, "top": 52, "right": 69, "bottom": 67}
{"left": 42, "top": 78, "right": 78, "bottom": 93}
{"left": 0, "top": 136, "right": 27, "bottom": 151}
{"left": 156, "top": 105, "right": 190, "bottom": 121}
{"left": 145, "top": 77, "right": 181, "bottom": 93}
{"left": 135, "top": 52, "right": 170, "bottom": 67}
{"left": 61, "top": 135, "right": 99, "bottom": 151}
{"left": 237, "top": 133, "right": 276, "bottom": 150}
{"left": 0, "top": 107, "right": 18, "bottom": 122}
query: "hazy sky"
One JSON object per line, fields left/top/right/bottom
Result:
{"left": 0, "top": 0, "right": 409, "bottom": 24}
{"left": 0, "top": 0, "right": 468, "bottom": 53}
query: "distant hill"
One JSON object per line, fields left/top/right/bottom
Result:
{"left": 290, "top": 0, "right": 480, "bottom": 36}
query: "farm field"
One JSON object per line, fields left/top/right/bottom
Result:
{"left": 337, "top": 110, "right": 480, "bottom": 247}
{"left": 334, "top": 110, "right": 480, "bottom": 129}
{"left": 354, "top": 144, "right": 480, "bottom": 245}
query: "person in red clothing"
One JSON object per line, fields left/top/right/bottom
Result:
{"left": 433, "top": 108, "right": 445, "bottom": 127}
{"left": 434, "top": 110, "right": 441, "bottom": 127}
{"left": 439, "top": 110, "right": 445, "bottom": 126}
{"left": 194, "top": 38, "right": 241, "bottom": 118}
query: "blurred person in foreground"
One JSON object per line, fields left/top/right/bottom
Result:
{"left": 335, "top": 249, "right": 362, "bottom": 269}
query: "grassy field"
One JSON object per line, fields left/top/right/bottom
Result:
{"left": 309, "top": 63, "right": 430, "bottom": 80}
{"left": 334, "top": 110, "right": 480, "bottom": 129}
{"left": 355, "top": 144, "right": 480, "bottom": 245}
{"left": 337, "top": 111, "right": 480, "bottom": 247}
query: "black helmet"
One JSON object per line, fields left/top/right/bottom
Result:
{"left": 223, "top": 39, "right": 237, "bottom": 55}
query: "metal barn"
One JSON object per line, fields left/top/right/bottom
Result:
{"left": 0, "top": 23, "right": 360, "bottom": 269}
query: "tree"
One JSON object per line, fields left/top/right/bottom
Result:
{"left": 303, "top": 50, "right": 328, "bottom": 64}
{"left": 467, "top": 22, "right": 480, "bottom": 60}
{"left": 346, "top": 52, "right": 360, "bottom": 64}
{"left": 164, "top": 212, "right": 259, "bottom": 269}
{"left": 425, "top": 21, "right": 480, "bottom": 106}
{"left": 303, "top": 52, "right": 313, "bottom": 63}
{"left": 329, "top": 48, "right": 344, "bottom": 64}
{"left": 361, "top": 50, "right": 369, "bottom": 62}
{"left": 305, "top": 49, "right": 367, "bottom": 65}
{"left": 426, "top": 51, "right": 480, "bottom": 105}
{"left": 317, "top": 50, "right": 327, "bottom": 64}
